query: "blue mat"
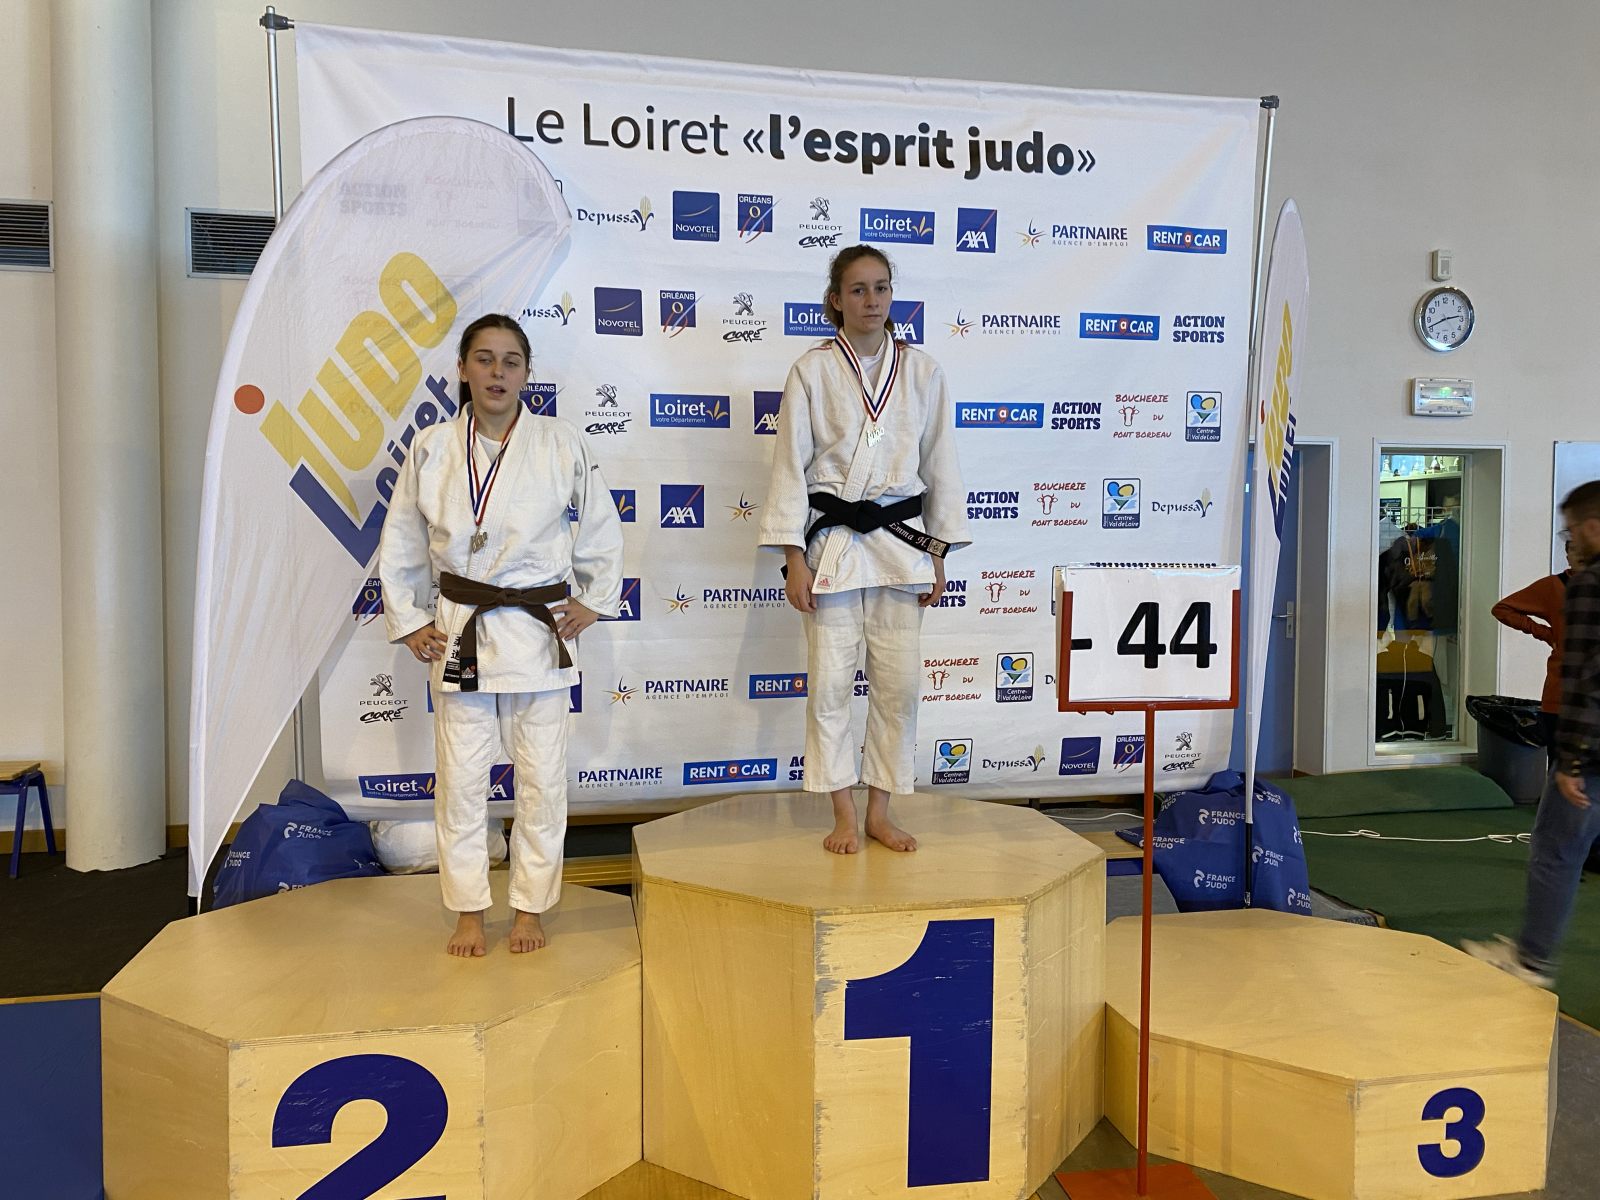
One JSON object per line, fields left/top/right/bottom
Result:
{"left": 0, "top": 996, "right": 102, "bottom": 1200}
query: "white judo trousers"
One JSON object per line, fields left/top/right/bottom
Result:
{"left": 432, "top": 688, "right": 567, "bottom": 915}
{"left": 802, "top": 586, "right": 924, "bottom": 795}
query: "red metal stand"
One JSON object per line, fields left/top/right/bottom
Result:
{"left": 1053, "top": 589, "right": 1240, "bottom": 1200}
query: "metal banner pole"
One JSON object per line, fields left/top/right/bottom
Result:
{"left": 260, "top": 6, "right": 304, "bottom": 779}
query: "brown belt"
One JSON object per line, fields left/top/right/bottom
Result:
{"left": 438, "top": 572, "right": 570, "bottom": 691}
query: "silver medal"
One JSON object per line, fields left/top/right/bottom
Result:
{"left": 470, "top": 530, "right": 488, "bottom": 553}
{"left": 866, "top": 423, "right": 884, "bottom": 447}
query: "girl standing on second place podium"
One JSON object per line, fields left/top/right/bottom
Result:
{"left": 758, "top": 246, "right": 970, "bottom": 854}
{"left": 380, "top": 314, "right": 624, "bottom": 957}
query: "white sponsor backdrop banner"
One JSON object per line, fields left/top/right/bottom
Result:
{"left": 296, "top": 23, "right": 1258, "bottom": 816}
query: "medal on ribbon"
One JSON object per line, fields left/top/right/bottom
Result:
{"left": 467, "top": 409, "right": 517, "bottom": 554}
{"left": 833, "top": 335, "right": 900, "bottom": 447}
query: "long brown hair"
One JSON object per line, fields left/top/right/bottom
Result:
{"left": 823, "top": 245, "right": 895, "bottom": 334}
{"left": 457, "top": 313, "right": 532, "bottom": 410}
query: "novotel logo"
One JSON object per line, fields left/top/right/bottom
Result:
{"left": 749, "top": 673, "right": 808, "bottom": 699}
{"left": 1079, "top": 313, "right": 1159, "bottom": 340}
{"left": 1147, "top": 225, "right": 1227, "bottom": 254}
{"left": 683, "top": 758, "right": 779, "bottom": 785}
{"left": 860, "top": 207, "right": 936, "bottom": 245}
{"left": 956, "top": 404, "right": 1044, "bottom": 428}
{"left": 358, "top": 772, "right": 435, "bottom": 799}
{"left": 650, "top": 393, "right": 730, "bottom": 428}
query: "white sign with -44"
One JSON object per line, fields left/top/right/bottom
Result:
{"left": 1055, "top": 565, "right": 1239, "bottom": 703}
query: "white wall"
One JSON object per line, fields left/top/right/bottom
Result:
{"left": 3, "top": 0, "right": 1590, "bottom": 835}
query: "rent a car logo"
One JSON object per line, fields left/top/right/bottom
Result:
{"left": 1147, "top": 224, "right": 1227, "bottom": 254}
{"left": 956, "top": 403, "right": 1044, "bottom": 428}
{"left": 749, "top": 672, "right": 807, "bottom": 699}
{"left": 250, "top": 251, "right": 459, "bottom": 567}
{"left": 683, "top": 758, "right": 778, "bottom": 785}
{"left": 1080, "top": 312, "right": 1159, "bottom": 340}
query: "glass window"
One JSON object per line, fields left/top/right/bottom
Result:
{"left": 1375, "top": 452, "right": 1465, "bottom": 748}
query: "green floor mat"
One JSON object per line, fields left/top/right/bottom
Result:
{"left": 1301, "top": 806, "right": 1600, "bottom": 1029}
{"left": 1281, "top": 765, "right": 1514, "bottom": 819}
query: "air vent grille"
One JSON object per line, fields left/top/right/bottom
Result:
{"left": 187, "top": 209, "right": 275, "bottom": 278}
{"left": 0, "top": 202, "right": 52, "bottom": 270}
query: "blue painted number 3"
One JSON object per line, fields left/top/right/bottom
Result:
{"left": 1417, "top": 1086, "right": 1485, "bottom": 1178}
{"left": 844, "top": 918, "right": 995, "bottom": 1187}
{"left": 272, "top": 1053, "right": 448, "bottom": 1200}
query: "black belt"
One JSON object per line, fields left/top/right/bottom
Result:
{"left": 804, "top": 492, "right": 949, "bottom": 558}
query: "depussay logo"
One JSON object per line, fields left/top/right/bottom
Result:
{"left": 611, "top": 489, "right": 636, "bottom": 522}
{"left": 595, "top": 578, "right": 640, "bottom": 622}
{"left": 359, "top": 772, "right": 434, "bottom": 799}
{"left": 754, "top": 391, "right": 782, "bottom": 434}
{"left": 890, "top": 299, "right": 925, "bottom": 344}
{"left": 594, "top": 287, "right": 644, "bottom": 336}
{"left": 1080, "top": 312, "right": 1159, "bottom": 340}
{"left": 955, "top": 207, "right": 998, "bottom": 253}
{"left": 651, "top": 393, "right": 730, "bottom": 428}
{"left": 1103, "top": 478, "right": 1140, "bottom": 529}
{"left": 738, "top": 193, "right": 774, "bottom": 240}
{"left": 575, "top": 196, "right": 654, "bottom": 232}
{"left": 522, "top": 382, "right": 557, "bottom": 416}
{"left": 1059, "top": 737, "right": 1101, "bottom": 775}
{"left": 995, "top": 653, "right": 1033, "bottom": 702}
{"left": 660, "top": 484, "right": 705, "bottom": 528}
{"left": 684, "top": 758, "right": 778, "bottom": 785}
{"left": 660, "top": 289, "right": 697, "bottom": 334}
{"left": 932, "top": 739, "right": 973, "bottom": 785}
{"left": 673, "top": 190, "right": 720, "bottom": 241}
{"left": 749, "top": 673, "right": 807, "bottom": 699}
{"left": 861, "top": 207, "right": 935, "bottom": 245}
{"left": 1187, "top": 392, "right": 1221, "bottom": 442}
{"left": 956, "top": 403, "right": 1044, "bottom": 429}
{"left": 784, "top": 302, "right": 834, "bottom": 337}
{"left": 1148, "top": 224, "right": 1227, "bottom": 254}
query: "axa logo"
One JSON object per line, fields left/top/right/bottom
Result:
{"left": 754, "top": 391, "right": 782, "bottom": 434}
{"left": 955, "top": 208, "right": 997, "bottom": 253}
{"left": 607, "top": 678, "right": 638, "bottom": 705}
{"left": 889, "top": 299, "right": 925, "bottom": 344}
{"left": 597, "top": 578, "right": 641, "bottom": 622}
{"left": 522, "top": 291, "right": 576, "bottom": 325}
{"left": 661, "top": 484, "right": 705, "bottom": 527}
{"left": 576, "top": 196, "right": 654, "bottom": 231}
{"left": 250, "top": 250, "right": 459, "bottom": 567}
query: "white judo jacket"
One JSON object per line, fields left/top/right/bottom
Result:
{"left": 757, "top": 339, "right": 971, "bottom": 592}
{"left": 379, "top": 403, "right": 624, "bottom": 694}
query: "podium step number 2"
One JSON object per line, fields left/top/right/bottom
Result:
{"left": 846, "top": 918, "right": 995, "bottom": 1187}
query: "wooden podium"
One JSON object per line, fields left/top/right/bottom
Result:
{"left": 101, "top": 876, "right": 641, "bottom": 1200}
{"left": 635, "top": 791, "right": 1106, "bottom": 1200}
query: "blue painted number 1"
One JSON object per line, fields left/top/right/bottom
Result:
{"left": 844, "top": 918, "right": 995, "bottom": 1187}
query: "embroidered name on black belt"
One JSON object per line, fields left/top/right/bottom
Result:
{"left": 804, "top": 492, "right": 950, "bottom": 559}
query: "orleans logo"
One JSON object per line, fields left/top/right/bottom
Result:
{"left": 737, "top": 194, "right": 774, "bottom": 241}
{"left": 521, "top": 382, "right": 557, "bottom": 417}
{"left": 251, "top": 250, "right": 458, "bottom": 567}
{"left": 607, "top": 678, "right": 638, "bottom": 705}
{"left": 932, "top": 738, "right": 973, "bottom": 785}
{"left": 660, "top": 290, "right": 697, "bottom": 336}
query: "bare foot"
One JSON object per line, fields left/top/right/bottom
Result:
{"left": 448, "top": 910, "right": 486, "bottom": 957}
{"left": 864, "top": 790, "right": 917, "bottom": 852}
{"left": 510, "top": 909, "right": 547, "bottom": 953}
{"left": 824, "top": 788, "right": 860, "bottom": 854}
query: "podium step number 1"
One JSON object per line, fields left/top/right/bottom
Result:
{"left": 1056, "top": 565, "right": 1240, "bottom": 1200}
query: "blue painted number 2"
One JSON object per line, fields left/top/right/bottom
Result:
{"left": 272, "top": 1053, "right": 448, "bottom": 1200}
{"left": 844, "top": 918, "right": 995, "bottom": 1187}
{"left": 1417, "top": 1086, "right": 1486, "bottom": 1178}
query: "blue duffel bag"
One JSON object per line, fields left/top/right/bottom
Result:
{"left": 211, "top": 780, "right": 384, "bottom": 909}
{"left": 1116, "top": 770, "right": 1313, "bottom": 915}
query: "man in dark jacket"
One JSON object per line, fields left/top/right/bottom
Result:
{"left": 1465, "top": 480, "right": 1600, "bottom": 987}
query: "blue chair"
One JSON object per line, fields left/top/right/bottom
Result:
{"left": 4, "top": 762, "right": 55, "bottom": 878}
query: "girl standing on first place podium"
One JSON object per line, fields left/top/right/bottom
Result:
{"left": 380, "top": 314, "right": 624, "bottom": 957}
{"left": 758, "top": 247, "right": 970, "bottom": 854}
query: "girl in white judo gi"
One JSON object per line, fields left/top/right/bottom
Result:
{"left": 380, "top": 314, "right": 624, "bottom": 956}
{"left": 758, "top": 247, "right": 970, "bottom": 854}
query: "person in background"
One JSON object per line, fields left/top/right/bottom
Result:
{"left": 1492, "top": 537, "right": 1588, "bottom": 760}
{"left": 1465, "top": 480, "right": 1600, "bottom": 987}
